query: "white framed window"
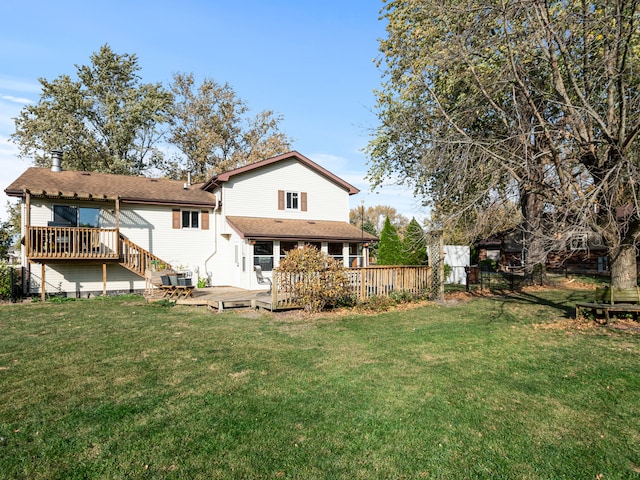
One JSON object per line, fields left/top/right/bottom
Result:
{"left": 286, "top": 191, "right": 299, "bottom": 210}
{"left": 278, "top": 190, "right": 307, "bottom": 212}
{"left": 280, "top": 240, "right": 299, "bottom": 260}
{"left": 348, "top": 243, "right": 362, "bottom": 268}
{"left": 181, "top": 210, "right": 199, "bottom": 229}
{"left": 328, "top": 242, "right": 344, "bottom": 263}
{"left": 173, "top": 209, "right": 209, "bottom": 230}
{"left": 254, "top": 241, "right": 274, "bottom": 272}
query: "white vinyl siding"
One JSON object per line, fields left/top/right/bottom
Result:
{"left": 117, "top": 205, "right": 213, "bottom": 270}
{"left": 25, "top": 200, "right": 216, "bottom": 296}
{"left": 222, "top": 159, "right": 349, "bottom": 221}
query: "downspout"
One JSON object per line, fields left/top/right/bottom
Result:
{"left": 204, "top": 195, "right": 220, "bottom": 285}
{"left": 24, "top": 190, "right": 31, "bottom": 296}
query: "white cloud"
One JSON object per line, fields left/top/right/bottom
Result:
{"left": 308, "top": 152, "right": 348, "bottom": 173}
{"left": 306, "top": 150, "right": 430, "bottom": 223}
{"left": 1, "top": 95, "right": 32, "bottom": 105}
{"left": 0, "top": 136, "right": 29, "bottom": 221}
{"left": 0, "top": 76, "right": 36, "bottom": 220}
{"left": 0, "top": 92, "right": 28, "bottom": 132}
{"left": 0, "top": 75, "right": 41, "bottom": 94}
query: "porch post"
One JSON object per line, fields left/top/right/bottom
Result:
{"left": 25, "top": 191, "right": 31, "bottom": 255}
{"left": 25, "top": 191, "right": 31, "bottom": 226}
{"left": 115, "top": 197, "right": 120, "bottom": 257}
{"left": 343, "top": 243, "right": 349, "bottom": 268}
{"left": 362, "top": 243, "right": 369, "bottom": 268}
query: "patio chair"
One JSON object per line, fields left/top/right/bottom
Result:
{"left": 253, "top": 265, "right": 272, "bottom": 293}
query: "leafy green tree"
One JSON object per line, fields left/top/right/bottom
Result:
{"left": 167, "top": 72, "right": 293, "bottom": 181}
{"left": 0, "top": 203, "right": 21, "bottom": 260}
{"left": 369, "top": 0, "right": 640, "bottom": 288}
{"left": 11, "top": 44, "right": 173, "bottom": 174}
{"left": 402, "top": 218, "right": 427, "bottom": 265}
{"left": 349, "top": 205, "right": 408, "bottom": 237}
{"left": 377, "top": 217, "right": 403, "bottom": 265}
{"left": 0, "top": 224, "right": 14, "bottom": 261}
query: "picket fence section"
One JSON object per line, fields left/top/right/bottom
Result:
{"left": 271, "top": 265, "right": 432, "bottom": 309}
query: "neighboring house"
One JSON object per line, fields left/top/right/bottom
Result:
{"left": 475, "top": 227, "right": 610, "bottom": 273}
{"left": 5, "top": 151, "right": 377, "bottom": 297}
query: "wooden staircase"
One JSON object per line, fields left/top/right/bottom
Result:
{"left": 119, "top": 234, "right": 172, "bottom": 278}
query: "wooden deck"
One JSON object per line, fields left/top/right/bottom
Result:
{"left": 147, "top": 286, "right": 274, "bottom": 312}
{"left": 146, "top": 265, "right": 433, "bottom": 313}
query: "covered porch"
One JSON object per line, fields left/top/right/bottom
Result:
{"left": 225, "top": 215, "right": 379, "bottom": 274}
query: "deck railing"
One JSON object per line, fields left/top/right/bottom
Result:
{"left": 271, "top": 265, "right": 432, "bottom": 309}
{"left": 25, "top": 226, "right": 172, "bottom": 280}
{"left": 119, "top": 236, "right": 171, "bottom": 278}
{"left": 26, "top": 226, "right": 119, "bottom": 260}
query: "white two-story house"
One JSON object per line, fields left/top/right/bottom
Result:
{"left": 5, "top": 151, "right": 377, "bottom": 297}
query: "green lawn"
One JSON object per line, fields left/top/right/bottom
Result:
{"left": 0, "top": 288, "right": 639, "bottom": 479}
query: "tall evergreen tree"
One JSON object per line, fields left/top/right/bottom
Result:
{"left": 377, "top": 217, "right": 403, "bottom": 265}
{"left": 402, "top": 217, "right": 427, "bottom": 265}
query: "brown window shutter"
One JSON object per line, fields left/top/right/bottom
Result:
{"left": 301, "top": 192, "right": 307, "bottom": 211}
{"left": 201, "top": 210, "right": 209, "bottom": 230}
{"left": 278, "top": 190, "right": 285, "bottom": 210}
{"left": 172, "top": 209, "right": 180, "bottom": 229}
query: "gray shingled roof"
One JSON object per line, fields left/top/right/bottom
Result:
{"left": 5, "top": 168, "right": 218, "bottom": 207}
{"left": 226, "top": 216, "right": 378, "bottom": 242}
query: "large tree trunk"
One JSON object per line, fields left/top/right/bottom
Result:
{"left": 520, "top": 174, "right": 547, "bottom": 285}
{"left": 609, "top": 244, "right": 638, "bottom": 289}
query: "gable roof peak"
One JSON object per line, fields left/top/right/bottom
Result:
{"left": 203, "top": 151, "right": 359, "bottom": 195}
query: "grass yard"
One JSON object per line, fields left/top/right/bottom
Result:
{"left": 0, "top": 287, "right": 639, "bottom": 479}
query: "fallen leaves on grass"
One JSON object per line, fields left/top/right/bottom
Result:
{"left": 534, "top": 317, "right": 640, "bottom": 335}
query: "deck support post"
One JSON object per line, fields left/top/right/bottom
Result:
{"left": 40, "top": 263, "right": 45, "bottom": 301}
{"left": 102, "top": 263, "right": 107, "bottom": 296}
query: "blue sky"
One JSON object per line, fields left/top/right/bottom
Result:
{"left": 0, "top": 0, "right": 426, "bottom": 222}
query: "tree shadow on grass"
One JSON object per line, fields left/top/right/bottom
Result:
{"left": 485, "top": 288, "right": 594, "bottom": 320}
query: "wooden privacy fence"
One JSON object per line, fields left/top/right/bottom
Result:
{"left": 271, "top": 265, "right": 432, "bottom": 310}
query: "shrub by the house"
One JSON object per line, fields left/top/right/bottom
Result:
{"left": 276, "top": 245, "right": 350, "bottom": 313}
